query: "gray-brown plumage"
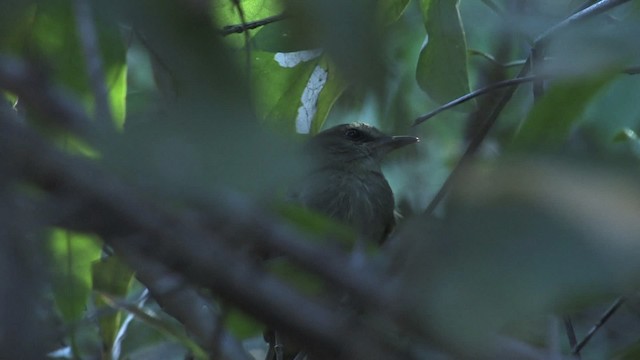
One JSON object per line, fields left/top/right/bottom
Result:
{"left": 293, "top": 122, "right": 419, "bottom": 244}
{"left": 266, "top": 123, "right": 418, "bottom": 360}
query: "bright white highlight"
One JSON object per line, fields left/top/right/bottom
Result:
{"left": 296, "top": 65, "right": 327, "bottom": 134}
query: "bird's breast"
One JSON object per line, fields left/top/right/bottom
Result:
{"left": 297, "top": 167, "right": 395, "bottom": 243}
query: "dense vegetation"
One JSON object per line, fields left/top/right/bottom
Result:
{"left": 0, "top": 0, "right": 639, "bottom": 359}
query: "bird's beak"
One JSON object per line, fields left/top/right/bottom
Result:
{"left": 373, "top": 135, "right": 420, "bottom": 155}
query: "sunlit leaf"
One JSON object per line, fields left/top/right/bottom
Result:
{"left": 92, "top": 256, "right": 134, "bottom": 353}
{"left": 252, "top": 51, "right": 346, "bottom": 134}
{"left": 29, "top": 0, "right": 127, "bottom": 128}
{"left": 49, "top": 229, "right": 102, "bottom": 322}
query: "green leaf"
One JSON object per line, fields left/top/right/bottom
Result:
{"left": 92, "top": 256, "right": 134, "bottom": 353}
{"left": 252, "top": 18, "right": 317, "bottom": 52}
{"left": 416, "top": 0, "right": 473, "bottom": 110}
{"left": 0, "top": 2, "right": 37, "bottom": 53}
{"left": 394, "top": 160, "right": 640, "bottom": 355}
{"left": 212, "top": 0, "right": 283, "bottom": 27}
{"left": 378, "top": 0, "right": 411, "bottom": 25}
{"left": 312, "top": 57, "right": 348, "bottom": 134}
{"left": 510, "top": 74, "right": 615, "bottom": 152}
{"left": 225, "top": 310, "right": 263, "bottom": 339}
{"left": 252, "top": 51, "right": 346, "bottom": 134}
{"left": 28, "top": 0, "right": 127, "bottom": 128}
{"left": 253, "top": 51, "right": 319, "bottom": 131}
{"left": 49, "top": 228, "right": 103, "bottom": 322}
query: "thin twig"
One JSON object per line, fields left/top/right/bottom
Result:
{"left": 231, "top": 0, "right": 252, "bottom": 86}
{"left": 480, "top": 0, "right": 504, "bottom": 16}
{"left": 535, "top": 0, "right": 632, "bottom": 46}
{"left": 420, "top": 60, "right": 531, "bottom": 214}
{"left": 413, "top": 74, "right": 538, "bottom": 126}
{"left": 531, "top": 47, "right": 546, "bottom": 100}
{"left": 572, "top": 297, "right": 626, "bottom": 355}
{"left": 563, "top": 317, "right": 581, "bottom": 360}
{"left": 73, "top": 0, "right": 113, "bottom": 129}
{"left": 221, "top": 12, "right": 288, "bottom": 36}
{"left": 468, "top": 49, "right": 527, "bottom": 68}
{"left": 417, "top": 0, "right": 633, "bottom": 215}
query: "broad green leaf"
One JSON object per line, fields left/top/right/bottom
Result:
{"left": 252, "top": 19, "right": 317, "bottom": 52}
{"left": 49, "top": 228, "right": 103, "bottom": 322}
{"left": 311, "top": 57, "right": 348, "bottom": 134}
{"left": 212, "top": 0, "right": 284, "bottom": 27}
{"left": 252, "top": 51, "right": 319, "bottom": 131}
{"left": 252, "top": 51, "right": 346, "bottom": 134}
{"left": 416, "top": 0, "right": 473, "bottom": 111}
{"left": 92, "top": 256, "right": 134, "bottom": 353}
{"left": 510, "top": 74, "right": 615, "bottom": 152}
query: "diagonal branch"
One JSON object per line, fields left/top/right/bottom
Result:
{"left": 0, "top": 115, "right": 415, "bottom": 360}
{"left": 221, "top": 12, "right": 288, "bottom": 36}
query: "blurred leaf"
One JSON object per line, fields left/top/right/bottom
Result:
{"left": 378, "top": 0, "right": 411, "bottom": 25}
{"left": 267, "top": 259, "right": 327, "bottom": 296}
{"left": 613, "top": 338, "right": 640, "bottom": 360}
{"left": 100, "top": 292, "right": 207, "bottom": 360}
{"left": 92, "top": 256, "right": 134, "bottom": 353}
{"left": 613, "top": 128, "right": 639, "bottom": 143}
{"left": 285, "top": 0, "right": 388, "bottom": 93}
{"left": 0, "top": 2, "right": 37, "bottom": 53}
{"left": 29, "top": 0, "right": 127, "bottom": 127}
{"left": 225, "top": 310, "right": 263, "bottom": 339}
{"left": 277, "top": 203, "right": 356, "bottom": 248}
{"left": 510, "top": 74, "right": 615, "bottom": 152}
{"left": 49, "top": 228, "right": 102, "bottom": 322}
{"left": 394, "top": 160, "right": 640, "bottom": 355}
{"left": 416, "top": 0, "right": 473, "bottom": 111}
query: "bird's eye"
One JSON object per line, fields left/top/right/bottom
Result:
{"left": 344, "top": 128, "right": 363, "bottom": 140}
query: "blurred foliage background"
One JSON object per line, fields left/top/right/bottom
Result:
{"left": 1, "top": 0, "right": 640, "bottom": 359}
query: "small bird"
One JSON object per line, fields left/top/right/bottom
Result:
{"left": 293, "top": 122, "right": 419, "bottom": 245}
{"left": 266, "top": 122, "right": 418, "bottom": 360}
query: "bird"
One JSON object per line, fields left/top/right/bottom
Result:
{"left": 292, "top": 122, "right": 419, "bottom": 245}
{"left": 265, "top": 122, "right": 418, "bottom": 360}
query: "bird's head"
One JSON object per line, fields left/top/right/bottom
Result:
{"left": 309, "top": 122, "right": 419, "bottom": 165}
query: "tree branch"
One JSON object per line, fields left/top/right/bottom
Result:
{"left": 221, "top": 12, "right": 288, "bottom": 36}
{"left": 0, "top": 115, "right": 415, "bottom": 360}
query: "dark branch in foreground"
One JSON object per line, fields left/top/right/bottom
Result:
{"left": 0, "top": 115, "right": 416, "bottom": 360}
